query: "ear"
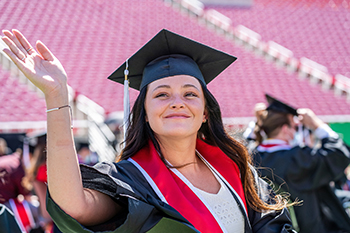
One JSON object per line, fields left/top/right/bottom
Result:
{"left": 203, "top": 110, "right": 208, "bottom": 122}
{"left": 280, "top": 124, "right": 289, "bottom": 134}
{"left": 145, "top": 114, "right": 148, "bottom": 122}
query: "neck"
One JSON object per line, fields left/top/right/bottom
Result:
{"left": 271, "top": 135, "right": 289, "bottom": 144}
{"left": 156, "top": 135, "right": 198, "bottom": 167}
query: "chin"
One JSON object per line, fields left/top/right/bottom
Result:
{"left": 161, "top": 127, "right": 198, "bottom": 138}
{"left": 151, "top": 122, "right": 202, "bottom": 138}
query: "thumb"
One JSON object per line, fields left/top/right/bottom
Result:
{"left": 297, "top": 108, "right": 307, "bottom": 115}
{"left": 36, "top": 40, "right": 55, "bottom": 61}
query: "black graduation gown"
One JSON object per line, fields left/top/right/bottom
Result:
{"left": 46, "top": 160, "right": 295, "bottom": 233}
{"left": 0, "top": 204, "right": 22, "bottom": 233}
{"left": 254, "top": 137, "right": 350, "bottom": 233}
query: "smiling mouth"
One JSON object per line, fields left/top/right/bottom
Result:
{"left": 165, "top": 114, "right": 190, "bottom": 119}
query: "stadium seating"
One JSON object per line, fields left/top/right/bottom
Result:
{"left": 0, "top": 0, "right": 349, "bottom": 131}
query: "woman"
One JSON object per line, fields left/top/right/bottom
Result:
{"left": 253, "top": 94, "right": 350, "bottom": 233}
{"left": 2, "top": 29, "right": 295, "bottom": 232}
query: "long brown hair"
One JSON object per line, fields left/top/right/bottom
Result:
{"left": 22, "top": 143, "right": 47, "bottom": 191}
{"left": 119, "top": 82, "right": 288, "bottom": 212}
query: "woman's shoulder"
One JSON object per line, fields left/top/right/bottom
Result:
{"left": 79, "top": 160, "right": 156, "bottom": 198}
{"left": 80, "top": 159, "right": 133, "bottom": 171}
{"left": 79, "top": 160, "right": 143, "bottom": 184}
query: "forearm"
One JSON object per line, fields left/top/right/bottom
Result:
{"left": 45, "top": 90, "right": 86, "bottom": 216}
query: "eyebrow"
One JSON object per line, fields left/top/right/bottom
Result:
{"left": 152, "top": 83, "right": 200, "bottom": 92}
{"left": 183, "top": 84, "right": 200, "bottom": 90}
{"left": 152, "top": 84, "right": 170, "bottom": 92}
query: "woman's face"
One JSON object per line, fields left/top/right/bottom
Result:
{"left": 145, "top": 75, "right": 206, "bottom": 140}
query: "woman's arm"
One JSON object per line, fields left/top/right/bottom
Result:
{"left": 2, "top": 29, "right": 120, "bottom": 225}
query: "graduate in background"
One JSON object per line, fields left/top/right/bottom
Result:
{"left": 2, "top": 29, "right": 296, "bottom": 233}
{"left": 253, "top": 94, "right": 350, "bottom": 233}
{"left": 0, "top": 203, "right": 22, "bottom": 233}
{"left": 76, "top": 143, "right": 99, "bottom": 166}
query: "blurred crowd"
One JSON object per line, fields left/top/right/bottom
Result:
{"left": 0, "top": 134, "right": 98, "bottom": 233}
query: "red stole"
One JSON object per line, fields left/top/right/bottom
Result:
{"left": 9, "top": 198, "right": 35, "bottom": 232}
{"left": 131, "top": 139, "right": 247, "bottom": 233}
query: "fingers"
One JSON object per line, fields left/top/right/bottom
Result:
{"left": 36, "top": 40, "right": 55, "bottom": 61}
{"left": 2, "top": 29, "right": 54, "bottom": 62}
{"left": 3, "top": 30, "right": 27, "bottom": 56}
{"left": 2, "top": 29, "right": 37, "bottom": 62}
{"left": 1, "top": 35, "right": 27, "bottom": 64}
{"left": 12, "top": 29, "right": 35, "bottom": 55}
{"left": 297, "top": 108, "right": 310, "bottom": 115}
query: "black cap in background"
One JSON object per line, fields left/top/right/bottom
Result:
{"left": 265, "top": 94, "right": 298, "bottom": 116}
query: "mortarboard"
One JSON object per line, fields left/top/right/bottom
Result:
{"left": 108, "top": 29, "right": 237, "bottom": 90}
{"left": 265, "top": 94, "right": 298, "bottom": 116}
{"left": 107, "top": 29, "right": 237, "bottom": 139}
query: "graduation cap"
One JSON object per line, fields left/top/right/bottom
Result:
{"left": 107, "top": 29, "right": 237, "bottom": 139}
{"left": 108, "top": 29, "right": 237, "bottom": 90}
{"left": 265, "top": 94, "right": 298, "bottom": 116}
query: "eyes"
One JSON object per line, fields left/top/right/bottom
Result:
{"left": 154, "top": 91, "right": 199, "bottom": 99}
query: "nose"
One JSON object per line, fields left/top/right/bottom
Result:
{"left": 170, "top": 95, "right": 184, "bottom": 109}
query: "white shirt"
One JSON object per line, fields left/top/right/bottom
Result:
{"left": 193, "top": 175, "right": 245, "bottom": 233}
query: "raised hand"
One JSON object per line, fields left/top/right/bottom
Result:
{"left": 2, "top": 29, "right": 122, "bottom": 226}
{"left": 297, "top": 108, "right": 323, "bottom": 130}
{"left": 1, "top": 29, "right": 68, "bottom": 99}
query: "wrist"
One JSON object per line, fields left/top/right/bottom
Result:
{"left": 45, "top": 96, "right": 69, "bottom": 109}
{"left": 310, "top": 119, "right": 323, "bottom": 131}
{"left": 314, "top": 124, "right": 339, "bottom": 139}
{"left": 45, "top": 87, "right": 70, "bottom": 109}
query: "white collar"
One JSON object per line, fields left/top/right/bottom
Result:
{"left": 257, "top": 139, "right": 291, "bottom": 152}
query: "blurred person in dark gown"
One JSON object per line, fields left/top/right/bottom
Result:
{"left": 252, "top": 94, "right": 350, "bottom": 233}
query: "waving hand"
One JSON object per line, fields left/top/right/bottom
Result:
{"left": 2, "top": 29, "right": 68, "bottom": 98}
